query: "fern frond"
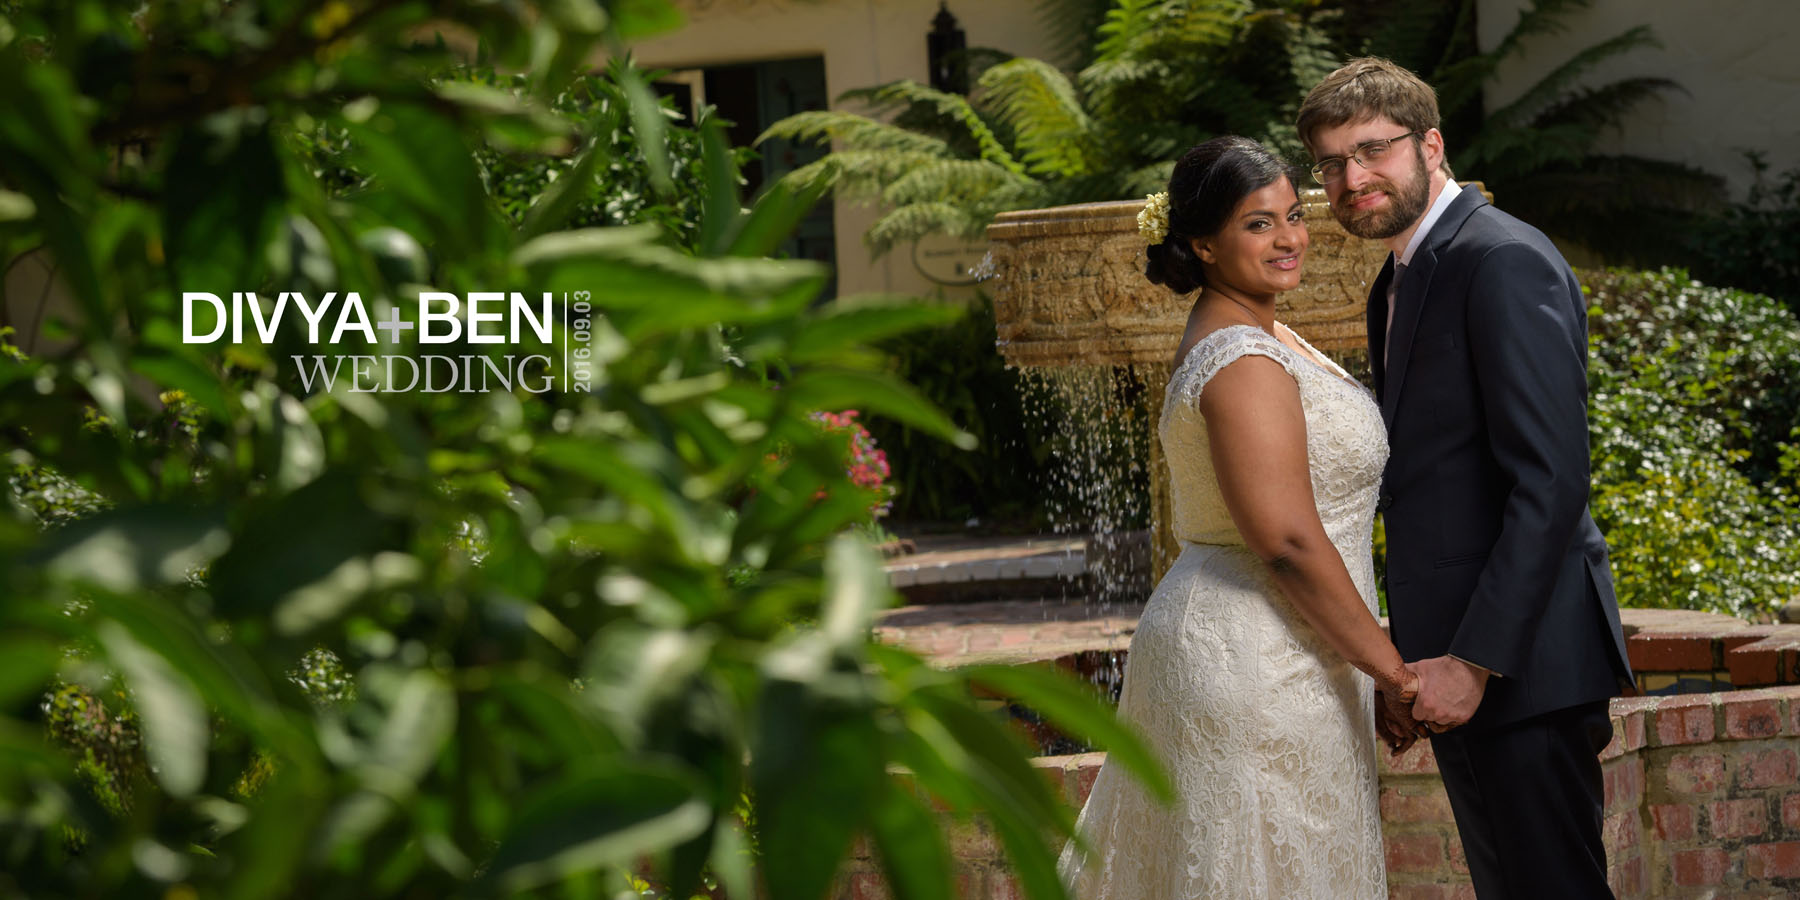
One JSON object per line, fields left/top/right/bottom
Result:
{"left": 778, "top": 150, "right": 951, "bottom": 201}
{"left": 1189, "top": 72, "right": 1275, "bottom": 138}
{"left": 864, "top": 202, "right": 984, "bottom": 258}
{"left": 1123, "top": 160, "right": 1177, "bottom": 197}
{"left": 1283, "top": 15, "right": 1340, "bottom": 99}
{"left": 1095, "top": 0, "right": 1242, "bottom": 62}
{"left": 852, "top": 81, "right": 1026, "bottom": 176}
{"left": 1457, "top": 122, "right": 1593, "bottom": 179}
{"left": 1488, "top": 0, "right": 1591, "bottom": 61}
{"left": 1093, "top": 0, "right": 1165, "bottom": 62}
{"left": 757, "top": 111, "right": 951, "bottom": 157}
{"left": 1078, "top": 57, "right": 1175, "bottom": 97}
{"left": 1489, "top": 26, "right": 1662, "bottom": 127}
{"left": 1360, "top": 0, "right": 1460, "bottom": 76}
{"left": 1509, "top": 156, "right": 1723, "bottom": 217}
{"left": 1035, "top": 0, "right": 1114, "bottom": 68}
{"left": 976, "top": 57, "right": 1100, "bottom": 178}
{"left": 1487, "top": 155, "right": 1723, "bottom": 263}
{"left": 1533, "top": 77, "right": 1683, "bottom": 132}
{"left": 880, "top": 159, "right": 1036, "bottom": 208}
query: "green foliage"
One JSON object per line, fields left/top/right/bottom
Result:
{"left": 41, "top": 683, "right": 142, "bottom": 816}
{"left": 772, "top": 0, "right": 1725, "bottom": 268}
{"left": 0, "top": 1, "right": 1165, "bottom": 898}
{"left": 759, "top": 0, "right": 1341, "bottom": 257}
{"left": 1586, "top": 268, "right": 1800, "bottom": 615}
{"left": 1686, "top": 152, "right": 1800, "bottom": 319}
{"left": 860, "top": 293, "right": 1053, "bottom": 528}
{"left": 458, "top": 62, "right": 753, "bottom": 253}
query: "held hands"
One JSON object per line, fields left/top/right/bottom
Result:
{"left": 1409, "top": 655, "right": 1491, "bottom": 734}
{"left": 1373, "top": 663, "right": 1424, "bottom": 756}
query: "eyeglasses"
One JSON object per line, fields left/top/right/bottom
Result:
{"left": 1310, "top": 131, "right": 1423, "bottom": 185}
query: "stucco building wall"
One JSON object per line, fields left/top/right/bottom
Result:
{"left": 1476, "top": 0, "right": 1800, "bottom": 200}
{"left": 633, "top": 0, "right": 1062, "bottom": 299}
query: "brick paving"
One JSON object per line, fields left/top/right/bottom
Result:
{"left": 875, "top": 598, "right": 1142, "bottom": 665}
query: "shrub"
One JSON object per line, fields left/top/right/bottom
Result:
{"left": 1686, "top": 152, "right": 1800, "bottom": 319}
{"left": 1586, "top": 268, "right": 1800, "bottom": 615}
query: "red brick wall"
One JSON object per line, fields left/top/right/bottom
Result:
{"left": 834, "top": 686, "right": 1800, "bottom": 899}
{"left": 837, "top": 610, "right": 1800, "bottom": 898}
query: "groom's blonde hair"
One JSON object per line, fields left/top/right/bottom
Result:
{"left": 1297, "top": 57, "right": 1441, "bottom": 157}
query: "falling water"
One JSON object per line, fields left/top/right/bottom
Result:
{"left": 1015, "top": 363, "right": 1159, "bottom": 606}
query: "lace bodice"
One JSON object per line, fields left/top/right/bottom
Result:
{"left": 1160, "top": 324, "right": 1388, "bottom": 552}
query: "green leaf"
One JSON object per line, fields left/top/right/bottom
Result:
{"left": 580, "top": 622, "right": 714, "bottom": 749}
{"left": 727, "top": 174, "right": 831, "bottom": 258}
{"left": 607, "top": 0, "right": 686, "bottom": 41}
{"left": 207, "top": 471, "right": 393, "bottom": 619}
{"left": 481, "top": 761, "right": 710, "bottom": 892}
{"left": 913, "top": 691, "right": 1068, "bottom": 832}
{"left": 820, "top": 534, "right": 893, "bottom": 650}
{"left": 616, "top": 63, "right": 674, "bottom": 196}
{"left": 961, "top": 663, "right": 1172, "bottom": 804}
{"left": 752, "top": 672, "right": 884, "bottom": 900}
{"left": 542, "top": 0, "right": 609, "bottom": 35}
{"left": 32, "top": 503, "right": 231, "bottom": 594}
{"left": 342, "top": 102, "right": 503, "bottom": 257}
{"left": 162, "top": 113, "right": 288, "bottom": 290}
{"left": 519, "top": 139, "right": 604, "bottom": 239}
{"left": 868, "top": 782, "right": 955, "bottom": 900}
{"left": 516, "top": 227, "right": 828, "bottom": 324}
{"left": 784, "top": 370, "right": 975, "bottom": 449}
{"left": 492, "top": 676, "right": 617, "bottom": 758}
{"left": 707, "top": 816, "right": 755, "bottom": 900}
{"left": 273, "top": 552, "right": 422, "bottom": 637}
{"left": 789, "top": 300, "right": 965, "bottom": 362}
{"left": 697, "top": 114, "right": 742, "bottom": 256}
{"left": 0, "top": 633, "right": 65, "bottom": 708}
{"left": 97, "top": 620, "right": 208, "bottom": 797}
{"left": 0, "top": 188, "right": 34, "bottom": 221}
{"left": 130, "top": 350, "right": 230, "bottom": 419}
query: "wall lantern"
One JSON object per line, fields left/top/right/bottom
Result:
{"left": 927, "top": 3, "right": 967, "bottom": 94}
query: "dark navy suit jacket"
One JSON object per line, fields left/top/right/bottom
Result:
{"left": 1368, "top": 186, "right": 1633, "bottom": 731}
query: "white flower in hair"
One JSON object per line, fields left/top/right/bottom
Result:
{"left": 1137, "top": 191, "right": 1171, "bottom": 244}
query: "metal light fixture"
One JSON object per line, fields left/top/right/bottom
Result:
{"left": 927, "top": 2, "right": 967, "bottom": 94}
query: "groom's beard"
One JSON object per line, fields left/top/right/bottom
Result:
{"left": 1332, "top": 146, "right": 1431, "bottom": 240}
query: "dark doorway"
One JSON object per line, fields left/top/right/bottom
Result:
{"left": 693, "top": 57, "right": 837, "bottom": 298}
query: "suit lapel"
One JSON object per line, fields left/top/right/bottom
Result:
{"left": 1366, "top": 255, "right": 1394, "bottom": 403}
{"left": 1378, "top": 187, "right": 1491, "bottom": 431}
{"left": 1380, "top": 247, "right": 1433, "bottom": 429}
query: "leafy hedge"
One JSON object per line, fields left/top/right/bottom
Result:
{"left": 1586, "top": 268, "right": 1800, "bottom": 615}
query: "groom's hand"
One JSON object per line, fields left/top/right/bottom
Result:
{"left": 1410, "top": 655, "right": 1490, "bottom": 731}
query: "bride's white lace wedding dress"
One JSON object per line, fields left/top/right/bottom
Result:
{"left": 1059, "top": 324, "right": 1390, "bottom": 898}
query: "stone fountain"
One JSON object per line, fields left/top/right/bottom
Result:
{"left": 983, "top": 186, "right": 1485, "bottom": 583}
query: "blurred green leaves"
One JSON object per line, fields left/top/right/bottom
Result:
{"left": 0, "top": 0, "right": 1159, "bottom": 897}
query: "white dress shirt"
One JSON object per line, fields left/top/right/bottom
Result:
{"left": 1386, "top": 181, "right": 1466, "bottom": 362}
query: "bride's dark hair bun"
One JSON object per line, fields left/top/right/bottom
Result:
{"left": 1143, "top": 136, "right": 1297, "bottom": 295}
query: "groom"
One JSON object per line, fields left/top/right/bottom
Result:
{"left": 1297, "top": 58, "right": 1633, "bottom": 898}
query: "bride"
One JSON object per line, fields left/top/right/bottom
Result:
{"left": 1059, "top": 136, "right": 1421, "bottom": 897}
